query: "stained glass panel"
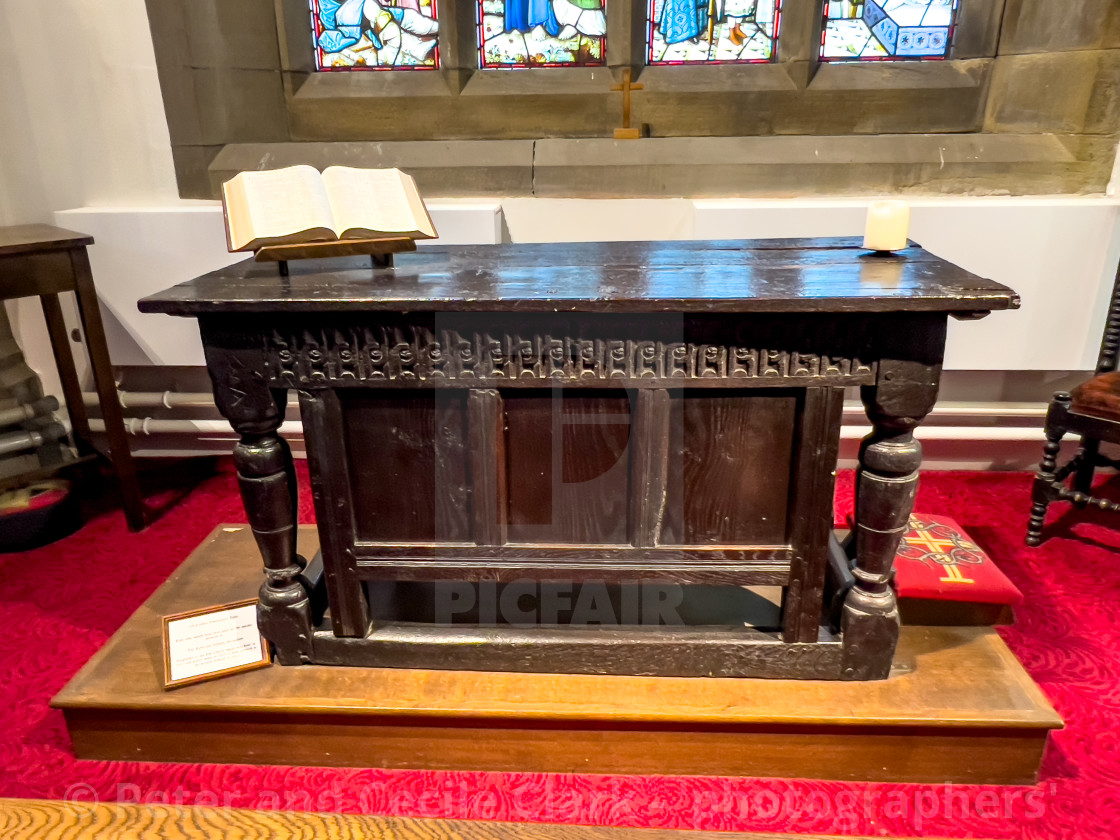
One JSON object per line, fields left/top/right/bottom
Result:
{"left": 821, "top": 0, "right": 959, "bottom": 61}
{"left": 647, "top": 0, "right": 780, "bottom": 65}
{"left": 478, "top": 0, "right": 606, "bottom": 67}
{"left": 311, "top": 0, "right": 440, "bottom": 69}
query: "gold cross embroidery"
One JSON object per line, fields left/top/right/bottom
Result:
{"left": 938, "top": 564, "right": 975, "bottom": 585}
{"left": 907, "top": 522, "right": 976, "bottom": 584}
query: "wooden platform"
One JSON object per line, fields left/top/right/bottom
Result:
{"left": 53, "top": 526, "right": 1062, "bottom": 785}
{"left": 0, "top": 799, "right": 880, "bottom": 840}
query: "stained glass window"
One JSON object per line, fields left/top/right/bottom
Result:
{"left": 478, "top": 0, "right": 606, "bottom": 67}
{"left": 648, "top": 0, "right": 780, "bottom": 65}
{"left": 821, "top": 0, "right": 959, "bottom": 61}
{"left": 311, "top": 0, "right": 440, "bottom": 69}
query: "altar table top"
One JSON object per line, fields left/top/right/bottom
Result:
{"left": 139, "top": 238, "right": 1019, "bottom": 317}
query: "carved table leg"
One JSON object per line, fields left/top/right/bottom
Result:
{"left": 235, "top": 427, "right": 313, "bottom": 665}
{"left": 1026, "top": 392, "right": 1069, "bottom": 547}
{"left": 841, "top": 352, "right": 939, "bottom": 680}
{"left": 202, "top": 321, "right": 313, "bottom": 665}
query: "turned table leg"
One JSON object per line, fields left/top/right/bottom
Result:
{"left": 234, "top": 426, "right": 313, "bottom": 664}
{"left": 202, "top": 322, "right": 313, "bottom": 665}
{"left": 841, "top": 334, "right": 941, "bottom": 680}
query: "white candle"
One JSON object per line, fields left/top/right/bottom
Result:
{"left": 863, "top": 200, "right": 911, "bottom": 252}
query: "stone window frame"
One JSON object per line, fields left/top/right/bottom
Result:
{"left": 150, "top": 0, "right": 1120, "bottom": 199}
{"left": 271, "top": 0, "right": 1006, "bottom": 141}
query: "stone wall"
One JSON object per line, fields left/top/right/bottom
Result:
{"left": 146, "top": 0, "right": 1120, "bottom": 198}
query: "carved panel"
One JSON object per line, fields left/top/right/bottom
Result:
{"left": 264, "top": 326, "right": 875, "bottom": 387}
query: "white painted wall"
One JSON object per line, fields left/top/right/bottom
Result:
{"left": 0, "top": 0, "right": 178, "bottom": 399}
{"left": 0, "top": 0, "right": 176, "bottom": 225}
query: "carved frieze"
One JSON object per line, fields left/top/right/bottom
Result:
{"left": 264, "top": 326, "right": 874, "bottom": 386}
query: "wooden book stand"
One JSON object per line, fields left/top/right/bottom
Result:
{"left": 253, "top": 237, "right": 417, "bottom": 276}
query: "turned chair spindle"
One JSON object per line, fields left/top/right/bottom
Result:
{"left": 1027, "top": 257, "right": 1120, "bottom": 545}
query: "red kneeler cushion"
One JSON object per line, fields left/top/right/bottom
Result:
{"left": 893, "top": 514, "right": 1022, "bottom": 626}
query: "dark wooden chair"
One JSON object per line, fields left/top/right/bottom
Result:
{"left": 1027, "top": 260, "right": 1120, "bottom": 545}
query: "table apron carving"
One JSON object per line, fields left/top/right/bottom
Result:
{"left": 259, "top": 314, "right": 877, "bottom": 388}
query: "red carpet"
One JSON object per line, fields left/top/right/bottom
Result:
{"left": 1, "top": 460, "right": 1119, "bottom": 839}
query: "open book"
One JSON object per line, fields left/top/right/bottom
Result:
{"left": 221, "top": 165, "right": 437, "bottom": 252}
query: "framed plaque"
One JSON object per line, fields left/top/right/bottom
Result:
{"left": 162, "top": 599, "right": 270, "bottom": 689}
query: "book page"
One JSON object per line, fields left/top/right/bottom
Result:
{"left": 397, "top": 170, "right": 438, "bottom": 239}
{"left": 227, "top": 166, "right": 337, "bottom": 249}
{"left": 322, "top": 166, "right": 436, "bottom": 239}
{"left": 222, "top": 177, "right": 252, "bottom": 251}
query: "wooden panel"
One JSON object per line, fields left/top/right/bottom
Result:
{"left": 343, "top": 391, "right": 470, "bottom": 543}
{"left": 661, "top": 391, "right": 796, "bottom": 547}
{"left": 0, "top": 799, "right": 886, "bottom": 840}
{"left": 468, "top": 389, "right": 507, "bottom": 546}
{"left": 505, "top": 391, "right": 632, "bottom": 545}
{"left": 0, "top": 251, "right": 78, "bottom": 298}
{"left": 629, "top": 389, "right": 671, "bottom": 548}
{"left": 782, "top": 387, "right": 845, "bottom": 644}
{"left": 367, "top": 581, "right": 785, "bottom": 627}
{"left": 62, "top": 710, "right": 1053, "bottom": 785}
{"left": 300, "top": 390, "right": 371, "bottom": 636}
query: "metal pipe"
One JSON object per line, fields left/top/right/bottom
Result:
{"left": 844, "top": 401, "right": 1047, "bottom": 420}
{"left": 0, "top": 423, "right": 66, "bottom": 457}
{"left": 81, "top": 391, "right": 217, "bottom": 410}
{"left": 840, "top": 425, "right": 1051, "bottom": 441}
{"left": 82, "top": 390, "right": 1047, "bottom": 421}
{"left": 89, "top": 415, "right": 1047, "bottom": 442}
{"left": 0, "top": 396, "right": 59, "bottom": 428}
{"left": 90, "top": 418, "right": 303, "bottom": 437}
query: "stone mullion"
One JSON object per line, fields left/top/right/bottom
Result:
{"left": 607, "top": 0, "right": 648, "bottom": 73}
{"left": 951, "top": 0, "right": 1006, "bottom": 59}
{"left": 274, "top": 0, "right": 317, "bottom": 74}
{"left": 776, "top": 0, "right": 825, "bottom": 68}
{"left": 441, "top": 0, "right": 481, "bottom": 81}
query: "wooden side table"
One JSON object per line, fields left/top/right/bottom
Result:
{"left": 0, "top": 224, "right": 145, "bottom": 531}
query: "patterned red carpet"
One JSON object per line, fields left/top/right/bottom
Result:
{"left": 1, "top": 460, "right": 1118, "bottom": 839}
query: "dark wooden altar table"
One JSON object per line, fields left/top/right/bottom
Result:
{"left": 140, "top": 238, "right": 1019, "bottom": 680}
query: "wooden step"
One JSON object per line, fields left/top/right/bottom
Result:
{"left": 53, "top": 526, "right": 1062, "bottom": 785}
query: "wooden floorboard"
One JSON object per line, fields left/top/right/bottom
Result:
{"left": 0, "top": 799, "right": 936, "bottom": 840}
{"left": 52, "top": 526, "right": 1061, "bottom": 784}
